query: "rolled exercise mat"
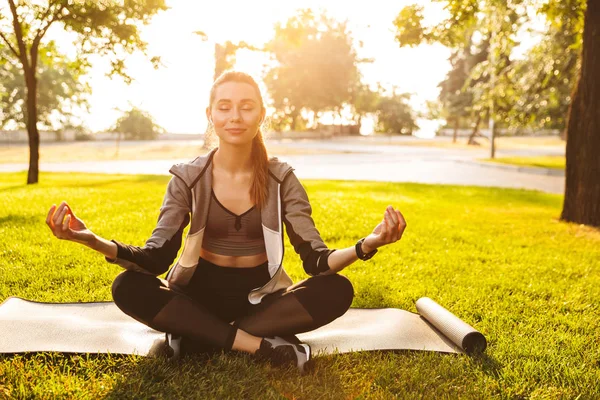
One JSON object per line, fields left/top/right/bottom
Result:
{"left": 0, "top": 297, "right": 486, "bottom": 357}
{"left": 415, "top": 297, "right": 487, "bottom": 354}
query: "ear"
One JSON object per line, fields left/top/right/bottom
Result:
{"left": 205, "top": 107, "right": 212, "bottom": 124}
{"left": 259, "top": 107, "right": 266, "bottom": 125}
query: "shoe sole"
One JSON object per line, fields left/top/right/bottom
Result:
{"left": 297, "top": 343, "right": 311, "bottom": 374}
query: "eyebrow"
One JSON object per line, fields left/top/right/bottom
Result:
{"left": 216, "top": 99, "right": 257, "bottom": 104}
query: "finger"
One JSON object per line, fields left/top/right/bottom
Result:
{"left": 62, "top": 214, "right": 71, "bottom": 232}
{"left": 52, "top": 201, "right": 66, "bottom": 225}
{"left": 55, "top": 206, "right": 68, "bottom": 228}
{"left": 396, "top": 210, "right": 407, "bottom": 231}
{"left": 387, "top": 205, "right": 398, "bottom": 225}
{"left": 46, "top": 205, "right": 56, "bottom": 228}
{"left": 382, "top": 218, "right": 391, "bottom": 241}
{"left": 395, "top": 210, "right": 406, "bottom": 239}
{"left": 65, "top": 204, "right": 73, "bottom": 217}
{"left": 384, "top": 210, "right": 395, "bottom": 238}
{"left": 379, "top": 218, "right": 387, "bottom": 236}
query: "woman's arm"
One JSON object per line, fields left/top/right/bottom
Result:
{"left": 46, "top": 175, "right": 192, "bottom": 275}
{"left": 281, "top": 171, "right": 406, "bottom": 276}
{"left": 323, "top": 205, "right": 406, "bottom": 275}
{"left": 86, "top": 234, "right": 118, "bottom": 260}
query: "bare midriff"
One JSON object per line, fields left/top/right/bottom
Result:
{"left": 199, "top": 247, "right": 268, "bottom": 268}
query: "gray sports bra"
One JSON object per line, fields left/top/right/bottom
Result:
{"left": 202, "top": 189, "right": 266, "bottom": 256}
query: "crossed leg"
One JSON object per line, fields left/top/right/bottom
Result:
{"left": 111, "top": 270, "right": 354, "bottom": 355}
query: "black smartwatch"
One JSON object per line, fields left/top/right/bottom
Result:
{"left": 355, "top": 238, "right": 378, "bottom": 261}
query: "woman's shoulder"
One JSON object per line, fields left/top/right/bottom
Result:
{"left": 268, "top": 156, "right": 295, "bottom": 183}
{"left": 168, "top": 149, "right": 217, "bottom": 187}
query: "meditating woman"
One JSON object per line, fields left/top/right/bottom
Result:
{"left": 45, "top": 71, "right": 406, "bottom": 373}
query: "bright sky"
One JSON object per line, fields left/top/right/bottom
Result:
{"left": 41, "top": 0, "right": 539, "bottom": 136}
{"left": 41, "top": 0, "right": 458, "bottom": 135}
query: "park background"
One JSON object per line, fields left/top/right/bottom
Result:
{"left": 1, "top": 0, "right": 599, "bottom": 398}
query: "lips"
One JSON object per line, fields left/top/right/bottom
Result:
{"left": 226, "top": 128, "right": 246, "bottom": 134}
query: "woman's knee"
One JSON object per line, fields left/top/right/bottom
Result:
{"left": 111, "top": 270, "right": 152, "bottom": 307}
{"left": 327, "top": 274, "right": 354, "bottom": 315}
{"left": 302, "top": 273, "right": 354, "bottom": 319}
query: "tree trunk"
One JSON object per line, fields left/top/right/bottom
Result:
{"left": 561, "top": 0, "right": 600, "bottom": 227}
{"left": 467, "top": 113, "right": 482, "bottom": 146}
{"left": 452, "top": 118, "right": 459, "bottom": 143}
{"left": 25, "top": 70, "right": 40, "bottom": 184}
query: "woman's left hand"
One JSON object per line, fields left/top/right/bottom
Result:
{"left": 363, "top": 205, "right": 407, "bottom": 252}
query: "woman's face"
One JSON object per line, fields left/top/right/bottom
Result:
{"left": 207, "top": 81, "right": 265, "bottom": 146}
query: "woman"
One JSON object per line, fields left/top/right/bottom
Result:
{"left": 46, "top": 71, "right": 406, "bottom": 373}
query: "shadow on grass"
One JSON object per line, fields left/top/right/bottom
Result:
{"left": 470, "top": 351, "right": 502, "bottom": 378}
{"left": 0, "top": 214, "right": 39, "bottom": 227}
{"left": 0, "top": 184, "right": 28, "bottom": 193}
{"left": 0, "top": 345, "right": 502, "bottom": 398}
{"left": 0, "top": 174, "right": 168, "bottom": 191}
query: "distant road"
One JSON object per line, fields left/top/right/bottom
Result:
{"left": 0, "top": 138, "right": 565, "bottom": 194}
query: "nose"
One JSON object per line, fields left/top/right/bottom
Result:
{"left": 230, "top": 108, "right": 242, "bottom": 123}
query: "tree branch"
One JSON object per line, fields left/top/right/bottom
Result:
{"left": 0, "top": 31, "right": 20, "bottom": 58}
{"left": 34, "top": 2, "right": 65, "bottom": 45}
{"left": 35, "top": 0, "right": 58, "bottom": 27}
{"left": 7, "top": 0, "right": 30, "bottom": 71}
{"left": 31, "top": 3, "right": 66, "bottom": 70}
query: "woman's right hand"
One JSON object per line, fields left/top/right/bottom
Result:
{"left": 46, "top": 201, "right": 95, "bottom": 245}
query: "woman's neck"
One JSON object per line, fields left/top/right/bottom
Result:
{"left": 213, "top": 142, "right": 253, "bottom": 176}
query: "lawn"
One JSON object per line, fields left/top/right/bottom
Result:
{"left": 481, "top": 156, "right": 566, "bottom": 170}
{"left": 0, "top": 172, "right": 598, "bottom": 399}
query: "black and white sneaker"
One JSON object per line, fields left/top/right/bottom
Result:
{"left": 255, "top": 336, "right": 311, "bottom": 373}
{"left": 165, "top": 332, "right": 182, "bottom": 361}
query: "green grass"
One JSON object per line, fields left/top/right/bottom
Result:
{"left": 481, "top": 156, "right": 566, "bottom": 170}
{"left": 1, "top": 172, "right": 599, "bottom": 399}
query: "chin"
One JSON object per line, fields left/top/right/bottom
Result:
{"left": 220, "top": 136, "right": 254, "bottom": 147}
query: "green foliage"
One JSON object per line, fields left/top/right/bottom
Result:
{"left": 112, "top": 107, "right": 163, "bottom": 140}
{"left": 0, "top": 0, "right": 168, "bottom": 83}
{"left": 351, "top": 83, "right": 381, "bottom": 121}
{"left": 506, "top": 0, "right": 584, "bottom": 130}
{"left": 374, "top": 92, "right": 418, "bottom": 135}
{"left": 0, "top": 41, "right": 90, "bottom": 130}
{"left": 0, "top": 172, "right": 599, "bottom": 397}
{"left": 392, "top": 5, "right": 428, "bottom": 47}
{"left": 263, "top": 9, "right": 361, "bottom": 130}
{"left": 0, "top": 0, "right": 169, "bottom": 183}
{"left": 213, "top": 40, "right": 260, "bottom": 81}
{"left": 392, "top": 0, "right": 584, "bottom": 132}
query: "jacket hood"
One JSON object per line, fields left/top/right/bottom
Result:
{"left": 169, "top": 147, "right": 294, "bottom": 188}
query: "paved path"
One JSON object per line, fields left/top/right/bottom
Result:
{"left": 0, "top": 139, "right": 565, "bottom": 194}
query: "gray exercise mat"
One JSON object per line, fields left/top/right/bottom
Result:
{"left": 0, "top": 297, "right": 486, "bottom": 357}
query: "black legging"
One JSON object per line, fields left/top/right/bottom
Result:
{"left": 111, "top": 257, "right": 354, "bottom": 353}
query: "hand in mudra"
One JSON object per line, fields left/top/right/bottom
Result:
{"left": 364, "top": 205, "right": 406, "bottom": 251}
{"left": 46, "top": 201, "right": 94, "bottom": 245}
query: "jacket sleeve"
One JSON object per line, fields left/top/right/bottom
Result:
{"left": 281, "top": 171, "right": 336, "bottom": 276}
{"left": 105, "top": 175, "right": 192, "bottom": 276}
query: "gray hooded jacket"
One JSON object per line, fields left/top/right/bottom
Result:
{"left": 106, "top": 148, "right": 336, "bottom": 304}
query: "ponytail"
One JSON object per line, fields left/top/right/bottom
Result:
{"left": 251, "top": 129, "right": 269, "bottom": 209}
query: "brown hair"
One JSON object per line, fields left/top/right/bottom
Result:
{"left": 207, "top": 71, "right": 269, "bottom": 209}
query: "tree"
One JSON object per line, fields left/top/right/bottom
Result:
{"left": 263, "top": 9, "right": 361, "bottom": 131}
{"left": 393, "top": 2, "right": 526, "bottom": 150}
{"left": 394, "top": 0, "right": 599, "bottom": 227}
{"left": 0, "top": 0, "right": 167, "bottom": 184}
{"left": 506, "top": 1, "right": 582, "bottom": 134}
{"left": 374, "top": 91, "right": 418, "bottom": 135}
{"left": 0, "top": 40, "right": 90, "bottom": 132}
{"left": 561, "top": 0, "right": 600, "bottom": 227}
{"left": 350, "top": 83, "right": 381, "bottom": 133}
{"left": 213, "top": 40, "right": 260, "bottom": 81}
{"left": 113, "top": 107, "right": 163, "bottom": 141}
